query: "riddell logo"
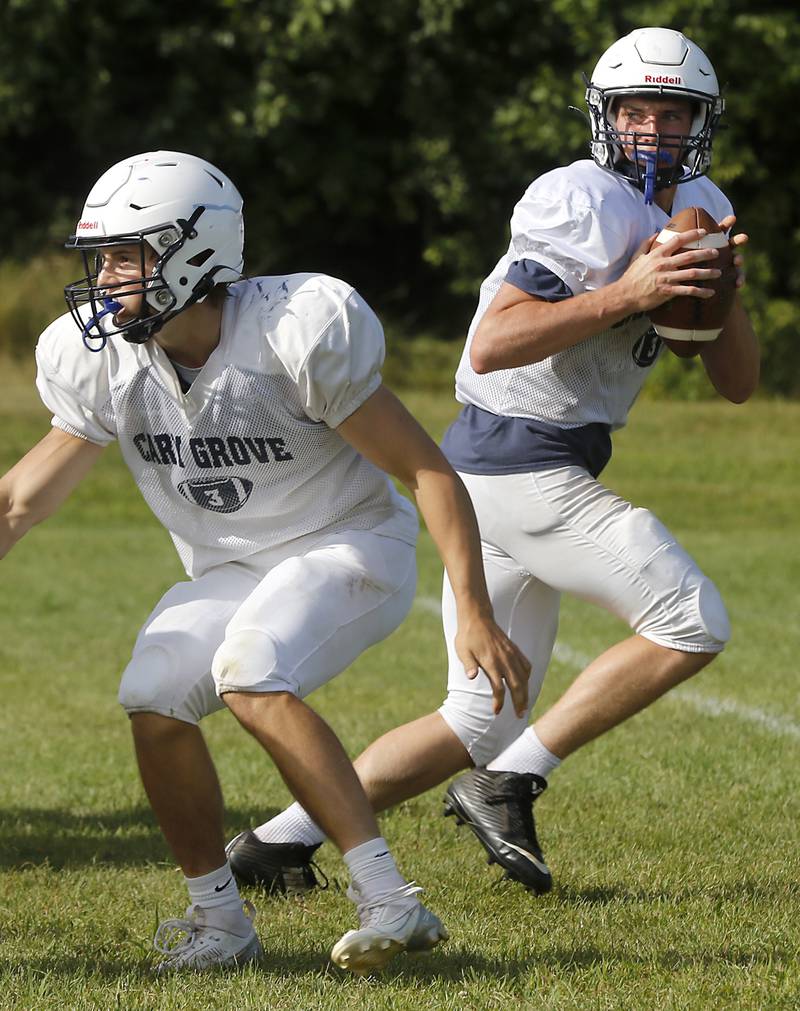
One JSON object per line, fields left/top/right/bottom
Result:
{"left": 644, "top": 75, "right": 683, "bottom": 85}
{"left": 78, "top": 220, "right": 100, "bottom": 230}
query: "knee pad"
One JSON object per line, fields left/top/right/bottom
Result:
{"left": 212, "top": 629, "right": 297, "bottom": 696}
{"left": 693, "top": 576, "right": 731, "bottom": 650}
{"left": 439, "top": 690, "right": 530, "bottom": 768}
{"left": 634, "top": 535, "right": 731, "bottom": 653}
{"left": 118, "top": 645, "right": 220, "bottom": 725}
{"left": 639, "top": 572, "right": 731, "bottom": 653}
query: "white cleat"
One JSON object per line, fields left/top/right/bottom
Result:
{"left": 330, "top": 883, "right": 448, "bottom": 974}
{"left": 153, "top": 900, "right": 263, "bottom": 972}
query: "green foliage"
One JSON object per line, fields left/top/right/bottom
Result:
{"left": 383, "top": 330, "right": 463, "bottom": 393}
{"left": 0, "top": 253, "right": 75, "bottom": 358}
{"left": 643, "top": 348, "right": 717, "bottom": 402}
{"left": 0, "top": 0, "right": 798, "bottom": 393}
{"left": 754, "top": 297, "right": 800, "bottom": 397}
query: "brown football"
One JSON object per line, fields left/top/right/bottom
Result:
{"left": 649, "top": 206, "right": 736, "bottom": 358}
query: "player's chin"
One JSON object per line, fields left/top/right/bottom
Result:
{"left": 655, "top": 146, "right": 682, "bottom": 166}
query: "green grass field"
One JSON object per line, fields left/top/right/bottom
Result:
{"left": 0, "top": 363, "right": 798, "bottom": 1010}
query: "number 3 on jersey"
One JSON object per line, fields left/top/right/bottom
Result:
{"left": 177, "top": 477, "right": 254, "bottom": 513}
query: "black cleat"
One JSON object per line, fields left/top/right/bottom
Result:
{"left": 443, "top": 769, "right": 552, "bottom": 894}
{"left": 225, "top": 831, "right": 326, "bottom": 895}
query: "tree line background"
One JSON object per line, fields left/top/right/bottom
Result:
{"left": 1, "top": 0, "right": 798, "bottom": 395}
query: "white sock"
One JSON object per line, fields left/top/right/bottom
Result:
{"left": 343, "top": 837, "right": 409, "bottom": 904}
{"left": 487, "top": 726, "right": 562, "bottom": 779}
{"left": 185, "top": 861, "right": 243, "bottom": 912}
{"left": 252, "top": 802, "right": 326, "bottom": 846}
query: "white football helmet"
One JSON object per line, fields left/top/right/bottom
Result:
{"left": 585, "top": 28, "right": 724, "bottom": 199}
{"left": 64, "top": 151, "right": 244, "bottom": 349}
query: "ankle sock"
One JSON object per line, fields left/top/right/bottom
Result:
{"left": 343, "top": 837, "right": 408, "bottom": 904}
{"left": 185, "top": 861, "right": 243, "bottom": 912}
{"left": 487, "top": 726, "right": 562, "bottom": 778}
{"left": 253, "top": 802, "right": 326, "bottom": 847}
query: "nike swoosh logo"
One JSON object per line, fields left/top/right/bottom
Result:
{"left": 373, "top": 851, "right": 389, "bottom": 858}
{"left": 214, "top": 877, "right": 233, "bottom": 892}
{"left": 505, "top": 842, "right": 550, "bottom": 875}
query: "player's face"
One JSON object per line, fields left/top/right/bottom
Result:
{"left": 96, "top": 244, "right": 157, "bottom": 320}
{"left": 614, "top": 96, "right": 694, "bottom": 166}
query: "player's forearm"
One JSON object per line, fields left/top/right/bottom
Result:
{"left": 700, "top": 296, "right": 760, "bottom": 403}
{"left": 0, "top": 429, "right": 105, "bottom": 558}
{"left": 471, "top": 282, "right": 635, "bottom": 373}
{"left": 0, "top": 486, "right": 36, "bottom": 558}
{"left": 0, "top": 516, "right": 35, "bottom": 558}
{"left": 0, "top": 498, "right": 15, "bottom": 559}
{"left": 336, "top": 386, "right": 496, "bottom": 615}
{"left": 412, "top": 469, "right": 493, "bottom": 621}
{"left": 0, "top": 484, "right": 51, "bottom": 558}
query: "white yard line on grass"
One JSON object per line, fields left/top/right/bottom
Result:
{"left": 413, "top": 595, "right": 800, "bottom": 742}
{"left": 414, "top": 595, "right": 445, "bottom": 617}
{"left": 674, "top": 688, "right": 800, "bottom": 741}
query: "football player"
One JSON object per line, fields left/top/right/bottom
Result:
{"left": 0, "top": 150, "right": 531, "bottom": 972}
{"left": 231, "top": 28, "right": 758, "bottom": 897}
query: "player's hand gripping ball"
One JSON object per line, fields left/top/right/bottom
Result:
{"left": 649, "top": 206, "right": 737, "bottom": 358}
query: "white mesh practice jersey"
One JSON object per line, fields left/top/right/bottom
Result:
{"left": 455, "top": 160, "right": 733, "bottom": 429}
{"left": 35, "top": 274, "right": 418, "bottom": 578}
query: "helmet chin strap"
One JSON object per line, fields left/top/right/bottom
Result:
{"left": 119, "top": 311, "right": 167, "bottom": 346}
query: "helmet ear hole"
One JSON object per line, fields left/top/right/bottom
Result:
{"left": 186, "top": 248, "right": 214, "bottom": 268}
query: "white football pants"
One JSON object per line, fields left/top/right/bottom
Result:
{"left": 439, "top": 466, "right": 730, "bottom": 766}
{"left": 118, "top": 528, "right": 416, "bottom": 724}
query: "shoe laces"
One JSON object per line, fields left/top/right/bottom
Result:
{"left": 153, "top": 900, "right": 256, "bottom": 956}
{"left": 154, "top": 915, "right": 198, "bottom": 958}
{"left": 347, "top": 882, "right": 422, "bottom": 928}
{"left": 486, "top": 775, "right": 540, "bottom": 840}
{"left": 485, "top": 771, "right": 545, "bottom": 802}
{"left": 306, "top": 857, "right": 329, "bottom": 891}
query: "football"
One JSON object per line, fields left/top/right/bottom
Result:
{"left": 648, "top": 206, "right": 736, "bottom": 358}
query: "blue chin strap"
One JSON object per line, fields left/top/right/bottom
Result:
{"left": 82, "top": 298, "right": 123, "bottom": 352}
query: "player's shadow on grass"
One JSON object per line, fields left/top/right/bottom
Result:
{"left": 0, "top": 948, "right": 535, "bottom": 984}
{"left": 355, "top": 941, "right": 796, "bottom": 984}
{"left": 0, "top": 949, "right": 341, "bottom": 983}
{"left": 2, "top": 940, "right": 793, "bottom": 983}
{"left": 0, "top": 804, "right": 280, "bottom": 870}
